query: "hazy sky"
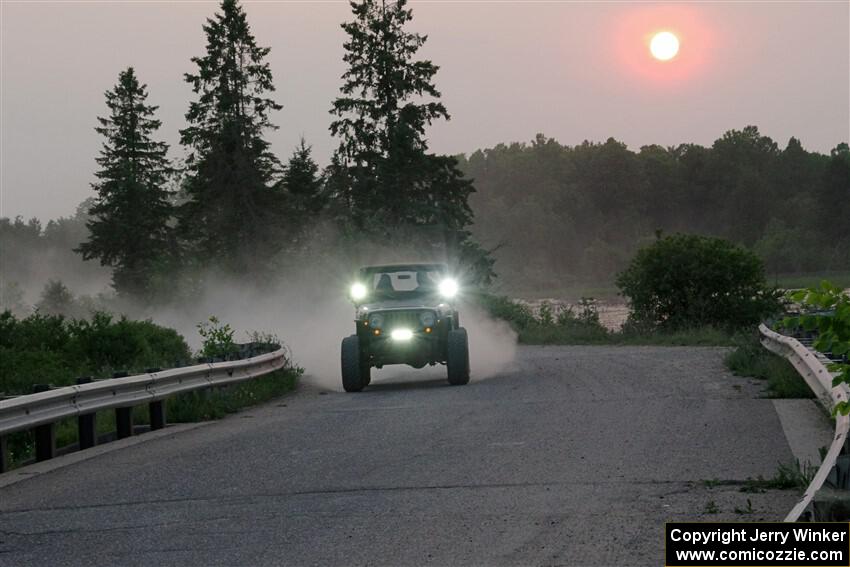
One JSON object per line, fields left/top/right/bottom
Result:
{"left": 1, "top": 0, "right": 848, "bottom": 221}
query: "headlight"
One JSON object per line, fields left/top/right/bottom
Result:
{"left": 350, "top": 282, "right": 367, "bottom": 300}
{"left": 438, "top": 278, "right": 458, "bottom": 298}
{"left": 368, "top": 313, "right": 385, "bottom": 329}
{"left": 391, "top": 329, "right": 413, "bottom": 341}
{"left": 419, "top": 311, "right": 436, "bottom": 327}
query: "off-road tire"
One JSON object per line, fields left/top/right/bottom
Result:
{"left": 341, "top": 335, "right": 367, "bottom": 392}
{"left": 446, "top": 327, "right": 470, "bottom": 385}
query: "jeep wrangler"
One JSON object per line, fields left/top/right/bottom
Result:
{"left": 340, "top": 263, "right": 470, "bottom": 392}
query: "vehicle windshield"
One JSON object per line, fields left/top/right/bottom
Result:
{"left": 360, "top": 265, "right": 447, "bottom": 300}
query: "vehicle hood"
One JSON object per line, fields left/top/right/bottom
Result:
{"left": 360, "top": 299, "right": 445, "bottom": 311}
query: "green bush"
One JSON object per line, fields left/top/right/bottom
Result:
{"left": 616, "top": 234, "right": 783, "bottom": 332}
{"left": 782, "top": 282, "right": 850, "bottom": 413}
{"left": 197, "top": 315, "right": 238, "bottom": 360}
{"left": 0, "top": 310, "right": 191, "bottom": 395}
{"left": 1, "top": 311, "right": 301, "bottom": 468}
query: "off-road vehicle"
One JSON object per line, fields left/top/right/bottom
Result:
{"left": 340, "top": 263, "right": 470, "bottom": 392}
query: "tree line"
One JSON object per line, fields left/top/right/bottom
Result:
{"left": 68, "top": 0, "right": 482, "bottom": 301}
{"left": 460, "top": 130, "right": 849, "bottom": 290}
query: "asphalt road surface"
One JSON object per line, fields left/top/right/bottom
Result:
{"left": 0, "top": 346, "right": 799, "bottom": 566}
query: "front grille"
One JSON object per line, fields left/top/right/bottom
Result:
{"left": 380, "top": 310, "right": 429, "bottom": 330}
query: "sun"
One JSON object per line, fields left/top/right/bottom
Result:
{"left": 650, "top": 31, "right": 679, "bottom": 61}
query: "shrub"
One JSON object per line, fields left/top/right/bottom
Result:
{"left": 782, "top": 282, "right": 850, "bottom": 413}
{"left": 616, "top": 234, "right": 782, "bottom": 332}
{"left": 0, "top": 310, "right": 191, "bottom": 395}
{"left": 197, "top": 315, "right": 238, "bottom": 360}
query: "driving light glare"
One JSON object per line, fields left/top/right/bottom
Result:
{"left": 391, "top": 329, "right": 414, "bottom": 341}
{"left": 438, "top": 278, "right": 459, "bottom": 298}
{"left": 350, "top": 283, "right": 367, "bottom": 300}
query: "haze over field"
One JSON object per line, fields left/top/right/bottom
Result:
{"left": 2, "top": 0, "right": 848, "bottom": 221}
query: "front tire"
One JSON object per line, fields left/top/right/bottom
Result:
{"left": 341, "top": 335, "right": 369, "bottom": 392}
{"left": 446, "top": 327, "right": 470, "bottom": 386}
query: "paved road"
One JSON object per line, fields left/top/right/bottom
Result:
{"left": 0, "top": 346, "right": 798, "bottom": 566}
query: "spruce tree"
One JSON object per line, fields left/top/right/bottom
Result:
{"left": 329, "top": 0, "right": 473, "bottom": 233}
{"left": 77, "top": 67, "right": 175, "bottom": 299}
{"left": 329, "top": 0, "right": 491, "bottom": 282}
{"left": 179, "top": 0, "right": 283, "bottom": 272}
{"left": 282, "top": 139, "right": 324, "bottom": 215}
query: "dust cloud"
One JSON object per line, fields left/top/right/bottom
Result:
{"left": 461, "top": 301, "right": 518, "bottom": 380}
{"left": 6, "top": 216, "right": 518, "bottom": 390}
{"left": 127, "top": 249, "right": 518, "bottom": 391}
{"left": 145, "top": 275, "right": 517, "bottom": 392}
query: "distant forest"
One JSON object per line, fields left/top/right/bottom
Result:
{"left": 3, "top": 126, "right": 848, "bottom": 308}
{"left": 461, "top": 128, "right": 850, "bottom": 290}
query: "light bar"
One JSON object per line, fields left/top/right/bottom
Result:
{"left": 390, "top": 329, "right": 414, "bottom": 341}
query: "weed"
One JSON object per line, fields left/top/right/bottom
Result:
{"left": 741, "top": 460, "right": 815, "bottom": 493}
{"left": 725, "top": 333, "right": 813, "bottom": 398}
{"left": 734, "top": 499, "right": 754, "bottom": 515}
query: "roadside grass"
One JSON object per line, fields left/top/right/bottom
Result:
{"left": 724, "top": 333, "right": 813, "bottom": 399}
{"left": 167, "top": 368, "right": 300, "bottom": 422}
{"left": 476, "top": 293, "right": 735, "bottom": 346}
{"left": 740, "top": 461, "right": 817, "bottom": 493}
{"left": 702, "top": 460, "right": 816, "bottom": 494}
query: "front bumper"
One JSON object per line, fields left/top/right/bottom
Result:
{"left": 363, "top": 330, "right": 445, "bottom": 367}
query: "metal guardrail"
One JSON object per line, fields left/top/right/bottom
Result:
{"left": 758, "top": 323, "right": 848, "bottom": 522}
{"left": 0, "top": 348, "right": 290, "bottom": 473}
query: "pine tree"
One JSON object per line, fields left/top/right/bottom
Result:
{"left": 329, "top": 0, "right": 490, "bottom": 282}
{"left": 76, "top": 67, "right": 175, "bottom": 298}
{"left": 329, "top": 0, "right": 473, "bottom": 232}
{"left": 179, "top": 0, "right": 283, "bottom": 272}
{"left": 282, "top": 139, "right": 324, "bottom": 215}
{"left": 36, "top": 280, "right": 75, "bottom": 317}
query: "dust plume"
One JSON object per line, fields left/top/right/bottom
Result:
{"left": 4, "top": 216, "right": 518, "bottom": 391}
{"left": 144, "top": 273, "right": 517, "bottom": 392}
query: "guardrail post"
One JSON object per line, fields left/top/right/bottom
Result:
{"left": 116, "top": 407, "right": 133, "bottom": 439}
{"left": 34, "top": 423, "right": 56, "bottom": 462}
{"left": 0, "top": 435, "right": 8, "bottom": 473}
{"left": 149, "top": 401, "right": 166, "bottom": 430}
{"left": 32, "top": 384, "right": 56, "bottom": 462}
{"left": 145, "top": 369, "right": 166, "bottom": 430}
{"left": 76, "top": 377, "right": 97, "bottom": 449}
{"left": 112, "top": 372, "right": 133, "bottom": 439}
